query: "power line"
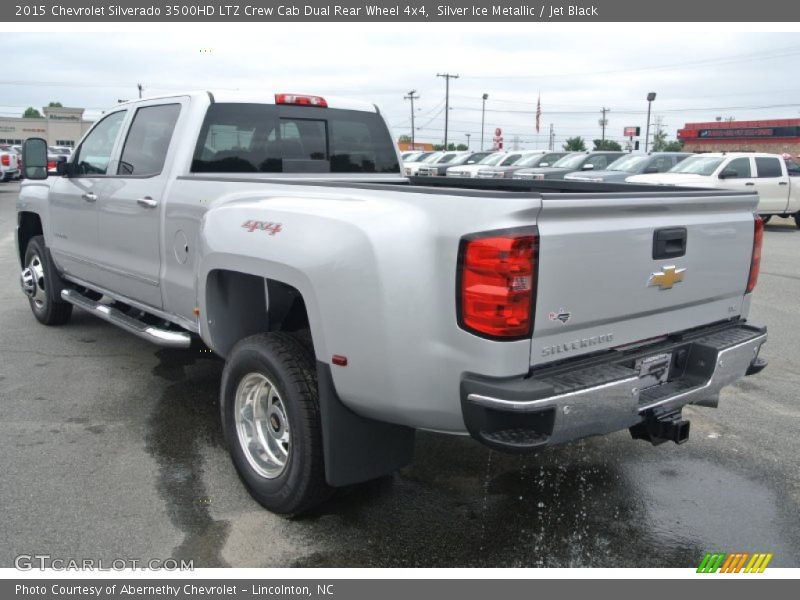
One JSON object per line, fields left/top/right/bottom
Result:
{"left": 458, "top": 44, "right": 800, "bottom": 81}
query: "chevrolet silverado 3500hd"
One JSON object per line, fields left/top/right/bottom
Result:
{"left": 18, "top": 91, "right": 767, "bottom": 514}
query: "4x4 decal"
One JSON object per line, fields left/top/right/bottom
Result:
{"left": 242, "top": 220, "right": 283, "bottom": 235}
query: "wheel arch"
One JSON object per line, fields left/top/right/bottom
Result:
{"left": 202, "top": 268, "right": 322, "bottom": 358}
{"left": 17, "top": 211, "right": 43, "bottom": 266}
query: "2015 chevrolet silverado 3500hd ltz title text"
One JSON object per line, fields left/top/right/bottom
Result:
{"left": 17, "top": 91, "right": 767, "bottom": 515}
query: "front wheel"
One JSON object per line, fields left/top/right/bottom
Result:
{"left": 22, "top": 236, "right": 72, "bottom": 325}
{"left": 220, "top": 332, "right": 331, "bottom": 515}
{"left": 795, "top": 212, "right": 800, "bottom": 229}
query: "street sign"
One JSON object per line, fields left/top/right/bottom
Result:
{"left": 624, "top": 126, "right": 641, "bottom": 137}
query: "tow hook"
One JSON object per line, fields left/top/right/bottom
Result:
{"left": 20, "top": 267, "right": 36, "bottom": 298}
{"left": 630, "top": 408, "right": 690, "bottom": 446}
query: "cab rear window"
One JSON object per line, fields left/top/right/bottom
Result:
{"left": 191, "top": 103, "right": 399, "bottom": 174}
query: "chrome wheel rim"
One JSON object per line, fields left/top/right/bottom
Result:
{"left": 28, "top": 254, "right": 47, "bottom": 310}
{"left": 234, "top": 372, "right": 290, "bottom": 479}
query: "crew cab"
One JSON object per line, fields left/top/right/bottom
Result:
{"left": 18, "top": 91, "right": 768, "bottom": 515}
{"left": 627, "top": 152, "right": 800, "bottom": 227}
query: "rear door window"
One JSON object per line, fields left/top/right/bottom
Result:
{"left": 755, "top": 157, "right": 783, "bottom": 178}
{"left": 118, "top": 104, "right": 181, "bottom": 176}
{"left": 192, "top": 103, "right": 399, "bottom": 174}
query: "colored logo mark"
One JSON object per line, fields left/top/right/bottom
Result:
{"left": 697, "top": 552, "right": 773, "bottom": 573}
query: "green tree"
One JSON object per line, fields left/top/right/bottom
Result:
{"left": 652, "top": 129, "right": 669, "bottom": 152}
{"left": 455, "top": 144, "right": 468, "bottom": 151}
{"left": 398, "top": 134, "right": 412, "bottom": 144}
{"left": 48, "top": 101, "right": 63, "bottom": 107}
{"left": 23, "top": 107, "right": 43, "bottom": 118}
{"left": 563, "top": 136, "right": 586, "bottom": 151}
{"left": 663, "top": 140, "right": 684, "bottom": 152}
{"left": 593, "top": 139, "right": 622, "bottom": 151}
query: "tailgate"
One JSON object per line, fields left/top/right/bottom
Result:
{"left": 531, "top": 190, "right": 758, "bottom": 367}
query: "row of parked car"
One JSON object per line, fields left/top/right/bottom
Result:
{"left": 400, "top": 148, "right": 800, "bottom": 226}
{"left": 0, "top": 144, "right": 73, "bottom": 182}
{"left": 399, "top": 149, "right": 691, "bottom": 182}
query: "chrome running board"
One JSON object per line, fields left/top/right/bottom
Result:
{"left": 61, "top": 289, "right": 191, "bottom": 349}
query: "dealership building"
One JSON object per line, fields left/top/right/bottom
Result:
{"left": 678, "top": 118, "right": 800, "bottom": 155}
{"left": 0, "top": 106, "right": 94, "bottom": 147}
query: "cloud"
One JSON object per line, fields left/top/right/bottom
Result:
{"left": 1, "top": 27, "right": 799, "bottom": 147}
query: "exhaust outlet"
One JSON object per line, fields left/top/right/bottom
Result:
{"left": 630, "top": 408, "right": 690, "bottom": 446}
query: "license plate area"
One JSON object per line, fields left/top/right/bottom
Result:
{"left": 636, "top": 352, "right": 673, "bottom": 390}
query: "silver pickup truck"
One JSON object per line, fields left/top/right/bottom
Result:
{"left": 17, "top": 91, "right": 767, "bottom": 515}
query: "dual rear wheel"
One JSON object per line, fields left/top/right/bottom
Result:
{"left": 220, "top": 333, "right": 332, "bottom": 515}
{"left": 22, "top": 236, "right": 332, "bottom": 515}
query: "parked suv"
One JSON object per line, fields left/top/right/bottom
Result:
{"left": 514, "top": 151, "right": 626, "bottom": 180}
{"left": 565, "top": 152, "right": 692, "bottom": 182}
{"left": 477, "top": 151, "right": 569, "bottom": 179}
{"left": 417, "top": 151, "right": 493, "bottom": 176}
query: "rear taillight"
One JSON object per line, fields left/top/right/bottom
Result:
{"left": 746, "top": 215, "right": 764, "bottom": 294}
{"left": 275, "top": 93, "right": 328, "bottom": 108}
{"left": 1, "top": 154, "right": 9, "bottom": 166}
{"left": 47, "top": 160, "right": 56, "bottom": 170}
{"left": 457, "top": 229, "right": 538, "bottom": 339}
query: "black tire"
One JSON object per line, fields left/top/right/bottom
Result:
{"left": 760, "top": 214, "right": 772, "bottom": 224}
{"left": 23, "top": 236, "right": 72, "bottom": 326}
{"left": 795, "top": 212, "right": 800, "bottom": 229}
{"left": 220, "top": 332, "right": 331, "bottom": 515}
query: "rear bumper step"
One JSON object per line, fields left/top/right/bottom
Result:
{"left": 461, "top": 321, "right": 766, "bottom": 453}
{"left": 61, "top": 289, "right": 191, "bottom": 349}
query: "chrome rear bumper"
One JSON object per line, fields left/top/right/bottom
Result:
{"left": 461, "top": 322, "right": 767, "bottom": 452}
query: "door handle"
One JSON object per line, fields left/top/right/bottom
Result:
{"left": 745, "top": 182, "right": 755, "bottom": 186}
{"left": 81, "top": 192, "right": 97, "bottom": 202}
{"left": 779, "top": 181, "right": 788, "bottom": 186}
{"left": 137, "top": 196, "right": 158, "bottom": 208}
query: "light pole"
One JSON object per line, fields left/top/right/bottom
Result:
{"left": 480, "top": 93, "right": 488, "bottom": 150}
{"left": 465, "top": 133, "right": 471, "bottom": 149}
{"left": 644, "top": 92, "right": 656, "bottom": 153}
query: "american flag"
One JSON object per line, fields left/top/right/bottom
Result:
{"left": 535, "top": 94, "right": 541, "bottom": 133}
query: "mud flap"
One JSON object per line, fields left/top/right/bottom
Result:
{"left": 316, "top": 362, "right": 415, "bottom": 487}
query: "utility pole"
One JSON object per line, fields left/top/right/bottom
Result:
{"left": 465, "top": 133, "right": 471, "bottom": 149}
{"left": 652, "top": 115, "right": 665, "bottom": 151}
{"left": 403, "top": 90, "right": 419, "bottom": 148}
{"left": 600, "top": 107, "right": 609, "bottom": 143}
{"left": 137, "top": 83, "right": 143, "bottom": 99}
{"left": 437, "top": 73, "right": 459, "bottom": 149}
{"left": 549, "top": 123, "right": 554, "bottom": 150}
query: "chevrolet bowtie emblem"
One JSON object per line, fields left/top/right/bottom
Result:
{"left": 649, "top": 265, "right": 686, "bottom": 290}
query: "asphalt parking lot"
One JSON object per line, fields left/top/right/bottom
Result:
{"left": 1, "top": 181, "right": 798, "bottom": 568}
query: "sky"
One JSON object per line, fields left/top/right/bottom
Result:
{"left": 2, "top": 26, "right": 800, "bottom": 150}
